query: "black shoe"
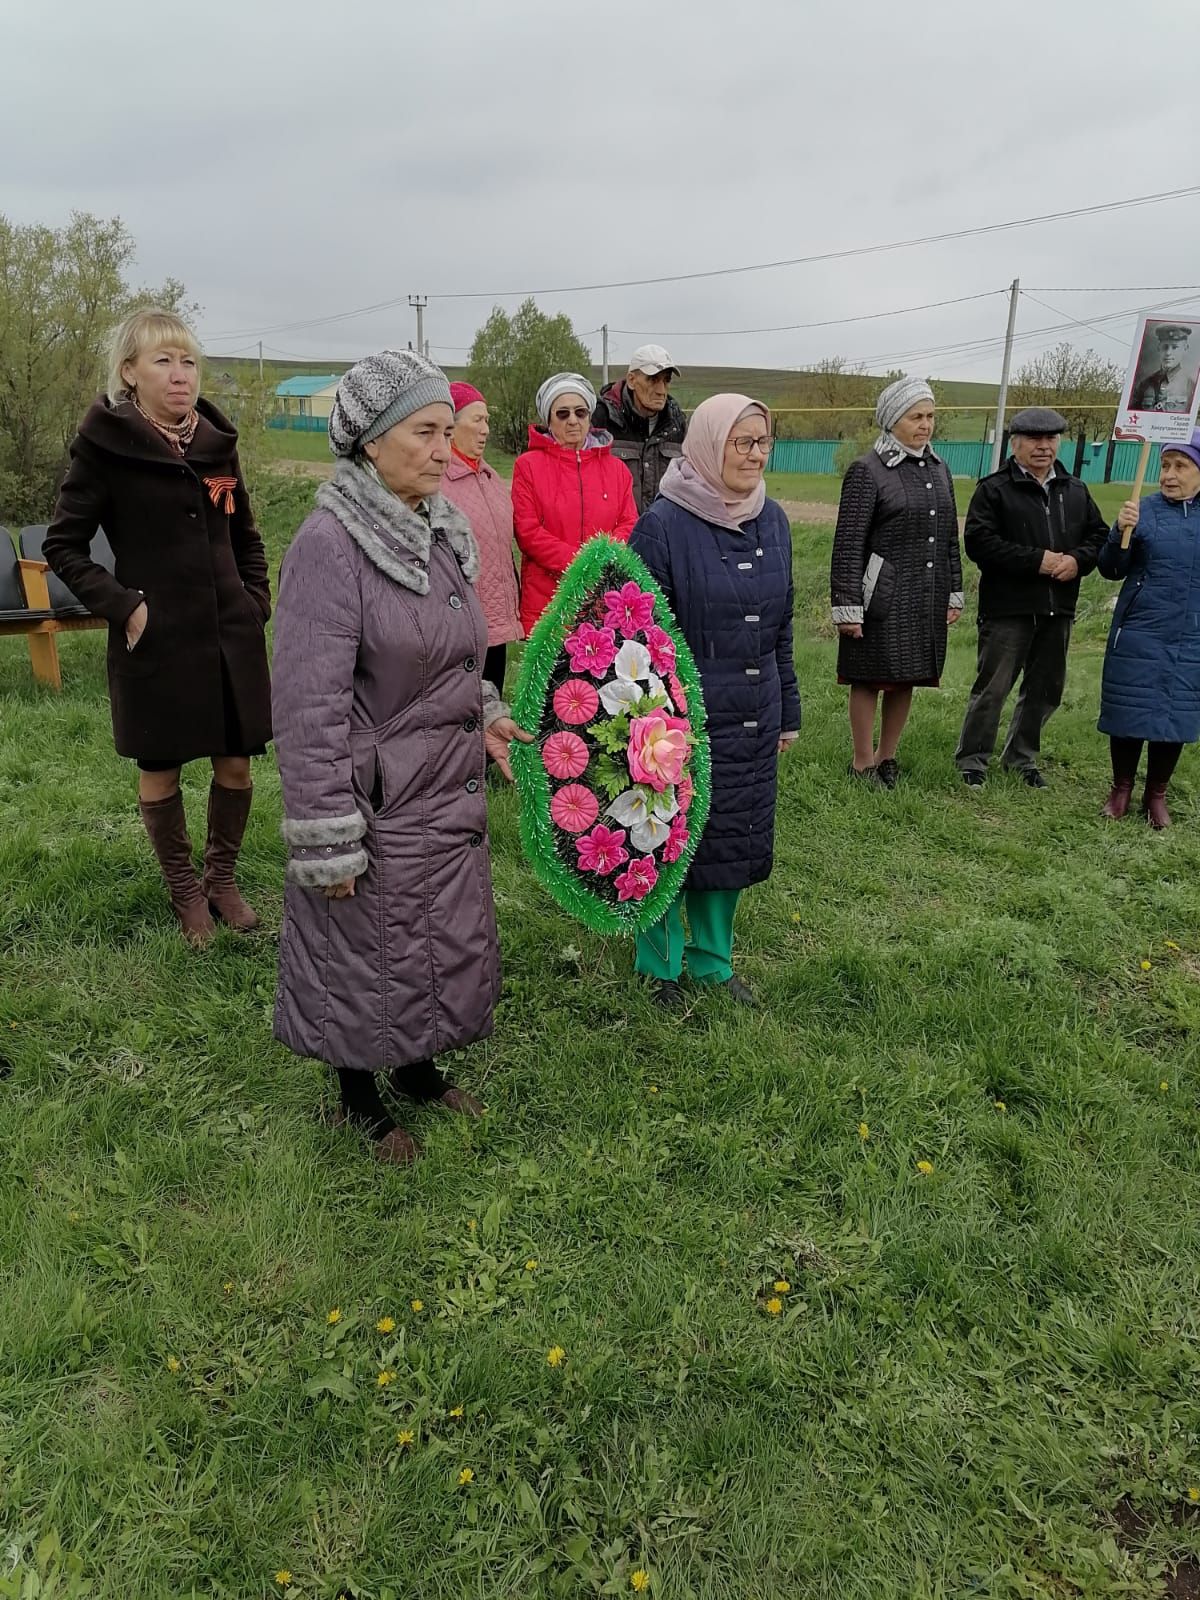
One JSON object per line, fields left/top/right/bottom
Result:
{"left": 653, "top": 979, "right": 683, "bottom": 1009}
{"left": 875, "top": 758, "right": 900, "bottom": 790}
{"left": 847, "top": 763, "right": 882, "bottom": 785}
{"left": 1022, "top": 768, "right": 1048, "bottom": 789}
{"left": 961, "top": 770, "right": 986, "bottom": 788}
{"left": 722, "top": 975, "right": 756, "bottom": 1006}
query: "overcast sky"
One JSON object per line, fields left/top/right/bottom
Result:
{"left": 3, "top": 0, "right": 1198, "bottom": 383}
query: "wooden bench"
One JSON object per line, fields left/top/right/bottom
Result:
{"left": 0, "top": 525, "right": 113, "bottom": 690}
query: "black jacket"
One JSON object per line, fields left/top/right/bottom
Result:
{"left": 963, "top": 458, "right": 1108, "bottom": 619}
{"left": 592, "top": 381, "right": 687, "bottom": 513}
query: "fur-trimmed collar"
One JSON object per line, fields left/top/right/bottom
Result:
{"left": 315, "top": 459, "right": 480, "bottom": 594}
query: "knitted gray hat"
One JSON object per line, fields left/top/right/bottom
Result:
{"left": 328, "top": 350, "right": 453, "bottom": 457}
{"left": 875, "top": 374, "right": 935, "bottom": 432}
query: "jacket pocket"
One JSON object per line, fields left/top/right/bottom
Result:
{"left": 110, "top": 594, "right": 159, "bottom": 676}
{"left": 863, "top": 553, "right": 896, "bottom": 621}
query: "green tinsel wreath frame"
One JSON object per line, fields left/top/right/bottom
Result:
{"left": 510, "top": 536, "right": 712, "bottom": 936}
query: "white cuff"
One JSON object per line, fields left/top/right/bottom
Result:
{"left": 287, "top": 847, "right": 369, "bottom": 888}
{"left": 831, "top": 605, "right": 864, "bottom": 625}
{"left": 948, "top": 592, "right": 965, "bottom": 610}
{"left": 281, "top": 811, "right": 366, "bottom": 848}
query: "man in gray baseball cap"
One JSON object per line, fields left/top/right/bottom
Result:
{"left": 592, "top": 343, "right": 688, "bottom": 513}
{"left": 955, "top": 406, "right": 1108, "bottom": 787}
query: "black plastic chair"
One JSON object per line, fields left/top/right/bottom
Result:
{"left": 18, "top": 524, "right": 115, "bottom": 616}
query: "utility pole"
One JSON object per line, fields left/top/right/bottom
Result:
{"left": 408, "top": 295, "right": 427, "bottom": 360}
{"left": 257, "top": 340, "right": 263, "bottom": 381}
{"left": 990, "top": 277, "right": 1020, "bottom": 473}
{"left": 601, "top": 324, "right": 609, "bottom": 388}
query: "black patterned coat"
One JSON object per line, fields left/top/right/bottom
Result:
{"left": 830, "top": 449, "right": 963, "bottom": 685}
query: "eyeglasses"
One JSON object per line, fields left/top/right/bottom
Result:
{"left": 731, "top": 434, "right": 773, "bottom": 457}
{"left": 554, "top": 406, "right": 591, "bottom": 421}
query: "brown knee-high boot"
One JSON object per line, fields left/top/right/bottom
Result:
{"left": 139, "top": 793, "right": 215, "bottom": 946}
{"left": 201, "top": 782, "right": 259, "bottom": 929}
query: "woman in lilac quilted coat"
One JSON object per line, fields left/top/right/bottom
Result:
{"left": 271, "top": 352, "right": 530, "bottom": 1165}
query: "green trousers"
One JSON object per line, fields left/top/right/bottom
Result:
{"left": 634, "top": 889, "right": 741, "bottom": 983}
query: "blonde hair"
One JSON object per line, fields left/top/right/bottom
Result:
{"left": 106, "top": 308, "right": 202, "bottom": 403}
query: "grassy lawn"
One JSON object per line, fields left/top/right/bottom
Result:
{"left": 2, "top": 477, "right": 1198, "bottom": 1599}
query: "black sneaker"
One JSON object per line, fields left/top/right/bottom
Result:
{"left": 653, "top": 979, "right": 683, "bottom": 1009}
{"left": 875, "top": 758, "right": 900, "bottom": 790}
{"left": 722, "top": 975, "right": 756, "bottom": 1006}
{"left": 847, "top": 763, "right": 882, "bottom": 786}
{"left": 961, "top": 770, "right": 986, "bottom": 788}
{"left": 1022, "top": 768, "right": 1048, "bottom": 789}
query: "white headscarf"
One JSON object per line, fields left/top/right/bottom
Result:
{"left": 535, "top": 372, "right": 597, "bottom": 424}
{"left": 873, "top": 375, "right": 935, "bottom": 468}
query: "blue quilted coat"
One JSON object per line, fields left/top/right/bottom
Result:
{"left": 1097, "top": 492, "right": 1200, "bottom": 743}
{"left": 630, "top": 496, "right": 801, "bottom": 890}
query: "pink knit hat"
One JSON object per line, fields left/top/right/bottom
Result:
{"left": 449, "top": 381, "right": 485, "bottom": 413}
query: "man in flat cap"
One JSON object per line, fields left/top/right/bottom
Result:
{"left": 955, "top": 407, "right": 1108, "bottom": 787}
{"left": 593, "top": 343, "right": 688, "bottom": 513}
{"left": 1134, "top": 324, "right": 1197, "bottom": 412}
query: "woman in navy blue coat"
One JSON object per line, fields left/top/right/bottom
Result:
{"left": 1097, "top": 430, "right": 1200, "bottom": 829}
{"left": 629, "top": 394, "right": 801, "bottom": 1007}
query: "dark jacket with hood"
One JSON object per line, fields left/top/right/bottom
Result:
{"left": 592, "top": 381, "right": 688, "bottom": 513}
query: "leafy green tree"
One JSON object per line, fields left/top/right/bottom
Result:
{"left": 0, "top": 211, "right": 191, "bottom": 522}
{"left": 1011, "top": 341, "right": 1121, "bottom": 441}
{"left": 467, "top": 299, "right": 594, "bottom": 454}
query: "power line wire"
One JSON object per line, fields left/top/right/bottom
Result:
{"left": 1019, "top": 291, "right": 1130, "bottom": 352}
{"left": 607, "top": 290, "right": 1004, "bottom": 339}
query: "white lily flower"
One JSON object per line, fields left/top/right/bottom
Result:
{"left": 613, "top": 639, "right": 652, "bottom": 684}
{"left": 607, "top": 788, "right": 650, "bottom": 827}
{"left": 631, "top": 815, "right": 671, "bottom": 851}
{"left": 598, "top": 677, "right": 642, "bottom": 715}
{"left": 652, "top": 789, "right": 679, "bottom": 822}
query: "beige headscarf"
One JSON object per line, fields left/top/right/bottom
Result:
{"left": 659, "top": 393, "right": 769, "bottom": 530}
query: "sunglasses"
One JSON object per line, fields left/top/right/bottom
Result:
{"left": 554, "top": 406, "right": 591, "bottom": 421}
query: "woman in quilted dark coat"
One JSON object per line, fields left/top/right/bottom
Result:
{"left": 830, "top": 377, "right": 963, "bottom": 788}
{"left": 1096, "top": 432, "right": 1200, "bottom": 830}
{"left": 629, "top": 395, "right": 800, "bottom": 1009}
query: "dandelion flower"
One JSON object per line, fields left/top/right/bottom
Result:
{"left": 449, "top": 1404, "right": 464, "bottom": 1418}
{"left": 411, "top": 1299, "right": 424, "bottom": 1313}
{"left": 916, "top": 1160, "right": 934, "bottom": 1175}
{"left": 223, "top": 1280, "right": 234, "bottom": 1294}
{"left": 457, "top": 1467, "right": 474, "bottom": 1487}
{"left": 765, "top": 1297, "right": 783, "bottom": 1316}
{"left": 376, "top": 1316, "right": 395, "bottom": 1334}
{"left": 1188, "top": 1485, "right": 1200, "bottom": 1502}
{"left": 994, "top": 1101, "right": 1007, "bottom": 1113}
{"left": 396, "top": 1429, "right": 415, "bottom": 1449}
{"left": 790, "top": 912, "right": 802, "bottom": 924}
{"left": 67, "top": 1210, "right": 82, "bottom": 1223}
{"left": 1141, "top": 959, "right": 1152, "bottom": 972}
{"left": 376, "top": 1370, "right": 396, "bottom": 1387}
{"left": 773, "top": 1280, "right": 791, "bottom": 1294}
{"left": 630, "top": 1569, "right": 650, "bottom": 1591}
{"left": 1166, "top": 940, "right": 1181, "bottom": 951}
{"left": 326, "top": 1307, "right": 341, "bottom": 1325}
{"left": 857, "top": 1122, "right": 869, "bottom": 1140}
{"left": 166, "top": 1355, "right": 181, "bottom": 1373}
{"left": 524, "top": 1260, "right": 538, "bottom": 1272}
{"left": 275, "top": 1573, "right": 292, "bottom": 1588}
{"left": 547, "top": 1345, "right": 566, "bottom": 1367}
{"left": 467, "top": 1218, "right": 477, "bottom": 1233}
{"left": 1160, "top": 1081, "right": 1170, "bottom": 1093}
{"left": 648, "top": 1086, "right": 660, "bottom": 1095}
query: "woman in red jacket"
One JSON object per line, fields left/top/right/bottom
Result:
{"left": 512, "top": 371, "right": 637, "bottom": 633}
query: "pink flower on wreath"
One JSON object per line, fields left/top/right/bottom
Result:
{"left": 667, "top": 672, "right": 688, "bottom": 713}
{"left": 542, "top": 730, "right": 589, "bottom": 780}
{"left": 575, "top": 823, "right": 629, "bottom": 876}
{"left": 614, "top": 855, "right": 658, "bottom": 902}
{"left": 661, "top": 812, "right": 690, "bottom": 863}
{"left": 553, "top": 678, "right": 600, "bottom": 726}
{"left": 550, "top": 783, "right": 599, "bottom": 833}
{"left": 601, "top": 582, "right": 656, "bottom": 637}
{"left": 563, "top": 622, "right": 618, "bottom": 679}
{"left": 645, "top": 625, "right": 676, "bottom": 676}
{"left": 627, "top": 713, "right": 690, "bottom": 793}
{"left": 676, "top": 771, "right": 695, "bottom": 812}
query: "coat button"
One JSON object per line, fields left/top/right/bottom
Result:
{"left": 464, "top": 656, "right": 477, "bottom": 671}
{"left": 188, "top": 510, "right": 197, "bottom": 519}
{"left": 928, "top": 508, "right": 936, "bottom": 516}
{"left": 928, "top": 535, "right": 935, "bottom": 543}
{"left": 466, "top": 778, "right": 479, "bottom": 793}
{"left": 926, "top": 561, "right": 934, "bottom": 568}
{"left": 463, "top": 717, "right": 478, "bottom": 733}
{"left": 449, "top": 594, "right": 463, "bottom": 609}
{"left": 469, "top": 831, "right": 483, "bottom": 847}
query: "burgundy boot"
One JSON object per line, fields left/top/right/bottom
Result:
{"left": 201, "top": 782, "right": 259, "bottom": 929}
{"left": 139, "top": 793, "right": 215, "bottom": 947}
{"left": 1141, "top": 782, "right": 1171, "bottom": 830}
{"left": 1101, "top": 779, "right": 1134, "bottom": 820}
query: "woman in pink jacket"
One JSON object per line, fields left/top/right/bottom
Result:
{"left": 511, "top": 371, "right": 637, "bottom": 634}
{"left": 439, "top": 382, "right": 523, "bottom": 692}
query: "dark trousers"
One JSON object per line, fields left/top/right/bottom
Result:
{"left": 483, "top": 643, "right": 508, "bottom": 698}
{"left": 1110, "top": 737, "right": 1184, "bottom": 787}
{"left": 955, "top": 615, "right": 1072, "bottom": 775}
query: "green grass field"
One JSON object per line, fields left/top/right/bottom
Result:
{"left": 2, "top": 477, "right": 1198, "bottom": 1599}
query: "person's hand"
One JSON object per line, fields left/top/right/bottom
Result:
{"left": 777, "top": 732, "right": 799, "bottom": 754}
{"left": 1038, "top": 550, "right": 1065, "bottom": 577}
{"left": 1052, "top": 554, "right": 1079, "bottom": 583}
{"left": 1117, "top": 499, "right": 1140, "bottom": 535}
{"left": 125, "top": 600, "right": 148, "bottom": 651}
{"left": 484, "top": 717, "right": 534, "bottom": 782}
{"left": 324, "top": 876, "right": 356, "bottom": 900}
{"left": 837, "top": 622, "right": 863, "bottom": 638}
{"left": 947, "top": 608, "right": 962, "bottom": 626}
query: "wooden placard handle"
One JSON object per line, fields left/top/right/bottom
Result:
{"left": 1121, "top": 441, "right": 1153, "bottom": 549}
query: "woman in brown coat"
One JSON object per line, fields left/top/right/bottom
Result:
{"left": 44, "top": 309, "right": 272, "bottom": 945}
{"left": 271, "top": 351, "right": 530, "bottom": 1165}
